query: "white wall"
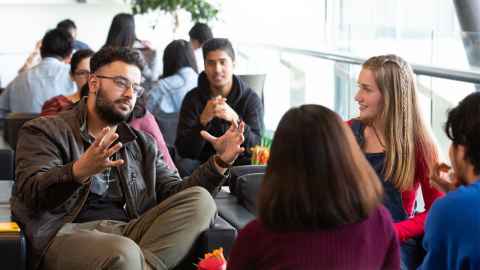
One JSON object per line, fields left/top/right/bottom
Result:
{"left": 0, "top": 1, "right": 130, "bottom": 86}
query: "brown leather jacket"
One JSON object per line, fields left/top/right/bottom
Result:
{"left": 11, "top": 100, "right": 226, "bottom": 270}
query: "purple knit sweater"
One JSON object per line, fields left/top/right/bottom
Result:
{"left": 227, "top": 206, "right": 400, "bottom": 270}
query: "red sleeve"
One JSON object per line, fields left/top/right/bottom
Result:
{"left": 41, "top": 95, "right": 72, "bottom": 116}
{"left": 394, "top": 152, "right": 444, "bottom": 241}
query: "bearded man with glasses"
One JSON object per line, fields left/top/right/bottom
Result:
{"left": 12, "top": 46, "right": 245, "bottom": 270}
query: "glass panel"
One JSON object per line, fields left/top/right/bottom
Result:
{"left": 236, "top": 43, "right": 477, "bottom": 160}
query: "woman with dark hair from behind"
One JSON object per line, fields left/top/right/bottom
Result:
{"left": 105, "top": 13, "right": 161, "bottom": 82}
{"left": 41, "top": 49, "right": 94, "bottom": 116}
{"left": 146, "top": 39, "right": 198, "bottom": 119}
{"left": 228, "top": 104, "right": 400, "bottom": 270}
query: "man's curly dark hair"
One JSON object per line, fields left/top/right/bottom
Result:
{"left": 90, "top": 46, "right": 145, "bottom": 74}
{"left": 445, "top": 92, "right": 480, "bottom": 174}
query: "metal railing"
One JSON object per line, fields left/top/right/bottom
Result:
{"left": 239, "top": 43, "right": 480, "bottom": 85}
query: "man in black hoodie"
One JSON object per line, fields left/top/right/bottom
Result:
{"left": 176, "top": 38, "right": 264, "bottom": 176}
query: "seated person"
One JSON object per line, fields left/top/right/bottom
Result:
{"left": 228, "top": 104, "right": 400, "bottom": 270}
{"left": 11, "top": 46, "right": 245, "bottom": 270}
{"left": 0, "top": 28, "right": 76, "bottom": 118}
{"left": 176, "top": 38, "right": 263, "bottom": 176}
{"left": 41, "top": 48, "right": 94, "bottom": 115}
{"left": 18, "top": 19, "right": 90, "bottom": 73}
{"left": 188, "top": 22, "right": 213, "bottom": 72}
{"left": 146, "top": 39, "right": 198, "bottom": 116}
{"left": 349, "top": 54, "right": 442, "bottom": 269}
{"left": 104, "top": 13, "right": 161, "bottom": 83}
{"left": 129, "top": 98, "right": 177, "bottom": 170}
{"left": 419, "top": 92, "right": 480, "bottom": 270}
{"left": 57, "top": 19, "right": 91, "bottom": 51}
{"left": 41, "top": 49, "right": 176, "bottom": 171}
{"left": 17, "top": 40, "right": 42, "bottom": 74}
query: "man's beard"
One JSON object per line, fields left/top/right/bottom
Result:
{"left": 95, "top": 87, "right": 132, "bottom": 125}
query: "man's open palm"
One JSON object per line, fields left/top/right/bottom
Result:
{"left": 201, "top": 122, "right": 245, "bottom": 164}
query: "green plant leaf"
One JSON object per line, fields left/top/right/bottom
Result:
{"left": 131, "top": 0, "right": 218, "bottom": 22}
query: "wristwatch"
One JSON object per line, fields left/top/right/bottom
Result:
{"left": 214, "top": 155, "right": 232, "bottom": 168}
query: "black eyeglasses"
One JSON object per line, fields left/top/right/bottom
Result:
{"left": 95, "top": 74, "right": 144, "bottom": 96}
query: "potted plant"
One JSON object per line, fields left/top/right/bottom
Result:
{"left": 131, "top": 0, "right": 219, "bottom": 33}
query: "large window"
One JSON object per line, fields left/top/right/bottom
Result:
{"left": 213, "top": 0, "right": 476, "bottom": 159}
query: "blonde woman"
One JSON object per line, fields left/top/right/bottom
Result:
{"left": 348, "top": 54, "right": 443, "bottom": 269}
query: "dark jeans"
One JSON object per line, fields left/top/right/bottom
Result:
{"left": 400, "top": 237, "right": 426, "bottom": 270}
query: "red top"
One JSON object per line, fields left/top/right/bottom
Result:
{"left": 346, "top": 120, "right": 443, "bottom": 241}
{"left": 228, "top": 206, "right": 400, "bottom": 270}
{"left": 41, "top": 95, "right": 177, "bottom": 171}
{"left": 41, "top": 95, "right": 74, "bottom": 117}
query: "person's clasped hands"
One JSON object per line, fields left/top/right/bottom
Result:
{"left": 200, "top": 95, "right": 239, "bottom": 127}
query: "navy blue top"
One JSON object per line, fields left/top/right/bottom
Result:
{"left": 350, "top": 120, "right": 407, "bottom": 222}
{"left": 419, "top": 180, "right": 480, "bottom": 270}
{"left": 364, "top": 152, "right": 407, "bottom": 222}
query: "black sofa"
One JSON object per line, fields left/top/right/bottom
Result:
{"left": 215, "top": 165, "right": 266, "bottom": 230}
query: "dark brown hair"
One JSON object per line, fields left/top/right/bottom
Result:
{"left": 162, "top": 39, "right": 198, "bottom": 77}
{"left": 105, "top": 13, "right": 136, "bottom": 48}
{"left": 90, "top": 46, "right": 144, "bottom": 74}
{"left": 445, "top": 92, "right": 480, "bottom": 174}
{"left": 258, "top": 104, "right": 383, "bottom": 231}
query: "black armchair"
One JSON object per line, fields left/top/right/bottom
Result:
{"left": 3, "top": 113, "right": 39, "bottom": 149}
{"left": 238, "top": 74, "right": 266, "bottom": 106}
{"left": 215, "top": 165, "right": 266, "bottom": 230}
{"left": 0, "top": 148, "right": 27, "bottom": 270}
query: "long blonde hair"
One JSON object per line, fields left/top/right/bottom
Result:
{"left": 362, "top": 54, "right": 438, "bottom": 191}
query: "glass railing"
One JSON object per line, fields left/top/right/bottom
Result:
{"left": 1, "top": 33, "right": 479, "bottom": 159}
{"left": 332, "top": 29, "right": 480, "bottom": 72}
{"left": 235, "top": 42, "right": 480, "bottom": 160}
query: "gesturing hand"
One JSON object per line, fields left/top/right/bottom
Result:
{"left": 430, "top": 163, "right": 458, "bottom": 193}
{"left": 201, "top": 121, "right": 245, "bottom": 164}
{"left": 72, "top": 127, "right": 124, "bottom": 184}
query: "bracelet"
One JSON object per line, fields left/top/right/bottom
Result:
{"left": 214, "top": 155, "right": 232, "bottom": 168}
